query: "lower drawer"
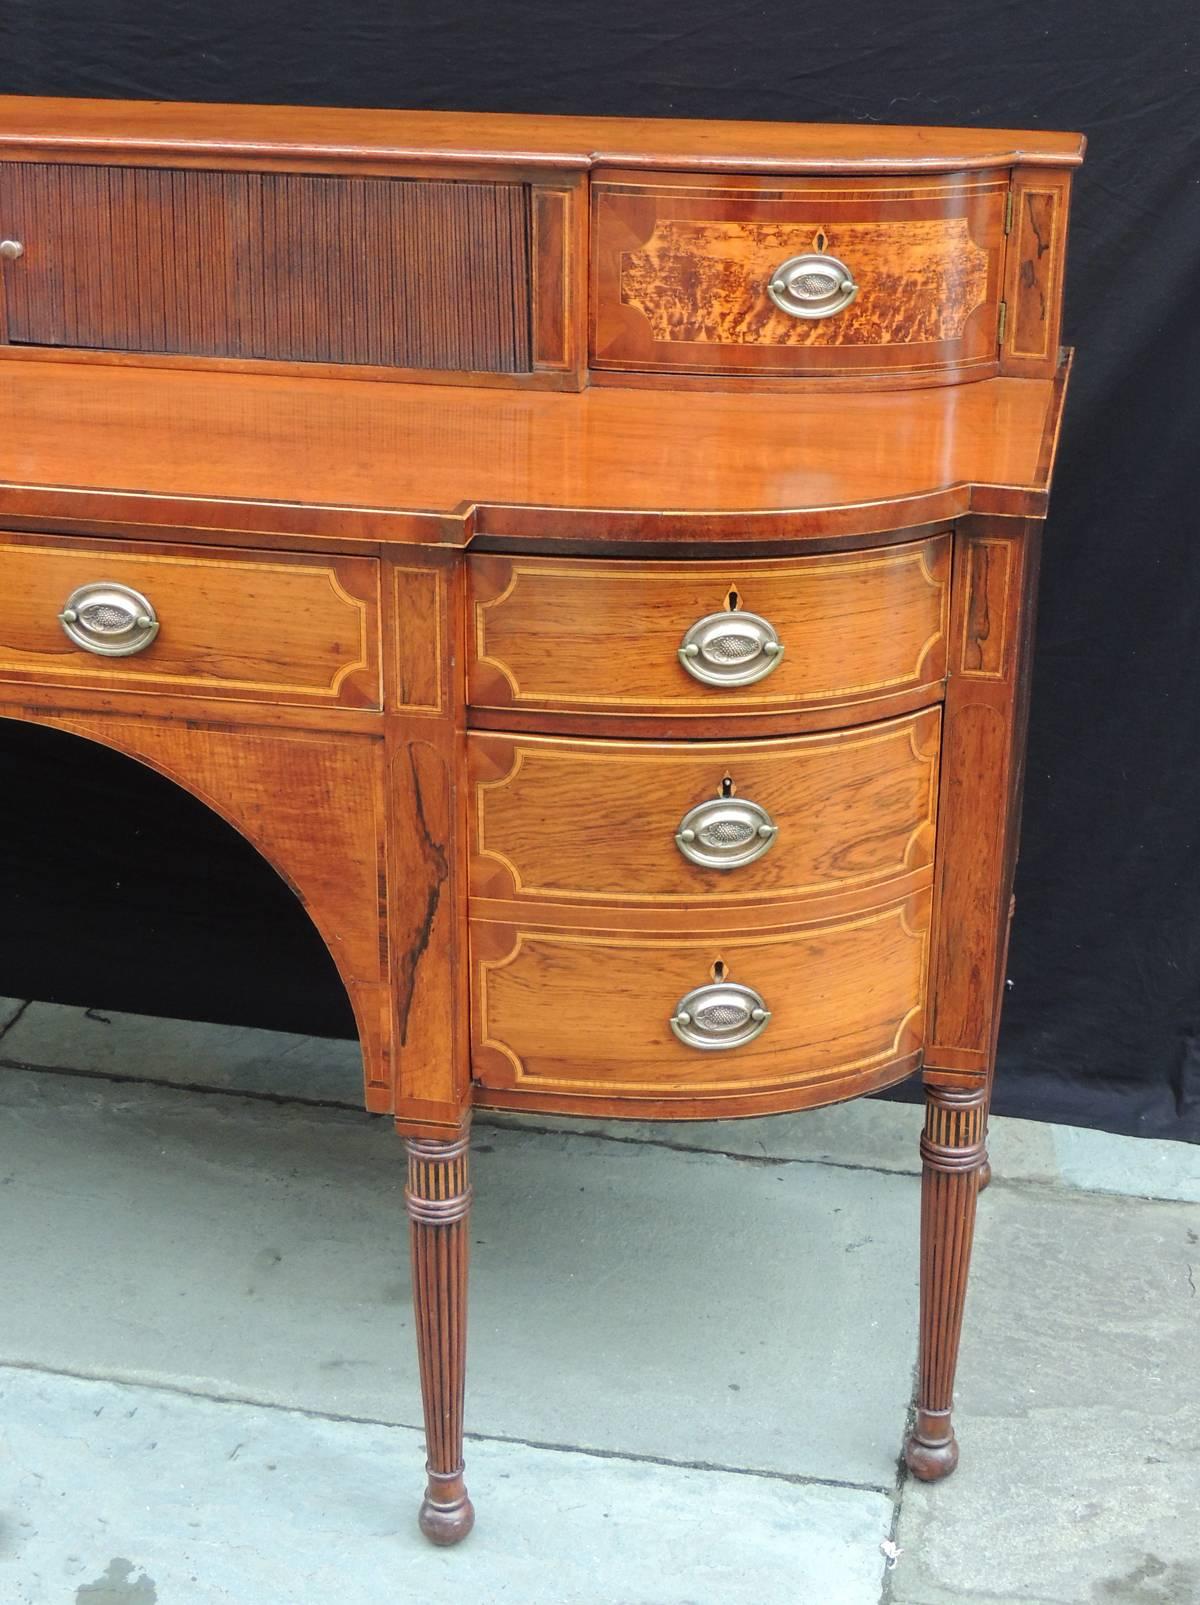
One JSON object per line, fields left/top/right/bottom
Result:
{"left": 470, "top": 888, "right": 929, "bottom": 1111}
{"left": 470, "top": 709, "right": 939, "bottom": 912}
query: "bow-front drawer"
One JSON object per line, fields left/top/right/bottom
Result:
{"left": 469, "top": 708, "right": 939, "bottom": 915}
{"left": 591, "top": 169, "right": 1007, "bottom": 382}
{"left": 470, "top": 888, "right": 930, "bottom": 1116}
{"left": 0, "top": 534, "right": 380, "bottom": 708}
{"left": 468, "top": 535, "right": 950, "bottom": 728}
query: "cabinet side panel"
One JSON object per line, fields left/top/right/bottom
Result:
{"left": 1000, "top": 167, "right": 1073, "bottom": 377}
{"left": 926, "top": 519, "right": 1039, "bottom": 1072}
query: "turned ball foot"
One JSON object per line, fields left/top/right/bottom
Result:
{"left": 905, "top": 1431, "right": 959, "bottom": 1480}
{"left": 418, "top": 1470, "right": 475, "bottom": 1545}
{"left": 905, "top": 1409, "right": 959, "bottom": 1481}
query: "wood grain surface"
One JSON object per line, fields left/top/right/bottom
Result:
{"left": 470, "top": 889, "right": 929, "bottom": 1107}
{"left": 592, "top": 171, "right": 1004, "bottom": 378}
{"left": 468, "top": 538, "right": 950, "bottom": 720}
{"left": 0, "top": 162, "right": 533, "bottom": 374}
{"left": 0, "top": 702, "right": 392, "bottom": 1107}
{"left": 0, "top": 95, "right": 1084, "bottom": 175}
{"left": 468, "top": 709, "right": 939, "bottom": 912}
{"left": 0, "top": 530, "right": 381, "bottom": 709}
{"left": 0, "top": 355, "right": 1070, "bottom": 544}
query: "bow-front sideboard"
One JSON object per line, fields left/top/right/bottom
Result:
{"left": 0, "top": 98, "right": 1082, "bottom": 1545}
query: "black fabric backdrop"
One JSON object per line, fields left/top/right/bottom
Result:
{"left": 0, "top": 1, "right": 1197, "bottom": 1140}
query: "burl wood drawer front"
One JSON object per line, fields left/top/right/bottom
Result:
{"left": 592, "top": 170, "right": 1006, "bottom": 378}
{"left": 0, "top": 535, "right": 380, "bottom": 709}
{"left": 469, "top": 709, "right": 939, "bottom": 913}
{"left": 471, "top": 888, "right": 929, "bottom": 1104}
{"left": 469, "top": 536, "right": 950, "bottom": 722}
{"left": 0, "top": 163, "right": 532, "bottom": 373}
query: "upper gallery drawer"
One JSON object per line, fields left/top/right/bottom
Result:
{"left": 0, "top": 534, "right": 380, "bottom": 709}
{"left": 591, "top": 170, "right": 1007, "bottom": 380}
{"left": 468, "top": 535, "right": 950, "bottom": 724}
{"left": 0, "top": 163, "right": 533, "bottom": 374}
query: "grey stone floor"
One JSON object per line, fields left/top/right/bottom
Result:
{"left": 0, "top": 999, "right": 1197, "bottom": 1604}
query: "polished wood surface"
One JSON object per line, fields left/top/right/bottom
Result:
{"left": 0, "top": 530, "right": 381, "bottom": 709}
{"left": 0, "top": 162, "right": 533, "bottom": 373}
{"left": 0, "top": 357, "right": 1068, "bottom": 545}
{"left": 592, "top": 171, "right": 1005, "bottom": 379}
{"left": 0, "top": 96, "right": 1085, "bottom": 175}
{"left": 468, "top": 539, "right": 950, "bottom": 721}
{"left": 0, "top": 700, "right": 393, "bottom": 1109}
{"left": 1000, "top": 167, "right": 1074, "bottom": 379}
{"left": 405, "top": 1129, "right": 475, "bottom": 1544}
{"left": 471, "top": 889, "right": 929, "bottom": 1108}
{"left": 468, "top": 711, "right": 939, "bottom": 913}
{"left": 0, "top": 99, "right": 1083, "bottom": 1549}
{"left": 905, "top": 1085, "right": 988, "bottom": 1480}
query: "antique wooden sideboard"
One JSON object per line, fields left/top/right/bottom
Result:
{"left": 0, "top": 98, "right": 1082, "bottom": 1545}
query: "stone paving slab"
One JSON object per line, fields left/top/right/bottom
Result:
{"left": 0, "top": 1367, "right": 894, "bottom": 1605}
{"left": 890, "top": 1183, "right": 1200, "bottom": 1605}
{"left": 0, "top": 999, "right": 363, "bottom": 1104}
{"left": 482, "top": 1102, "right": 1063, "bottom": 1190}
{"left": 0, "top": 1067, "right": 917, "bottom": 1488}
{"left": 6, "top": 996, "right": 1199, "bottom": 1203}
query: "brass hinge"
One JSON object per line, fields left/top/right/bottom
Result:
{"left": 998, "top": 299, "right": 1008, "bottom": 345}
{"left": 1004, "top": 188, "right": 1014, "bottom": 235}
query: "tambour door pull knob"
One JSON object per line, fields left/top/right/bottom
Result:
{"left": 0, "top": 240, "right": 24, "bottom": 260}
{"left": 58, "top": 582, "right": 160, "bottom": 657}
{"left": 677, "top": 610, "right": 784, "bottom": 688}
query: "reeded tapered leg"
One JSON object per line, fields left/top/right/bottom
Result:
{"left": 905, "top": 1085, "right": 988, "bottom": 1481}
{"left": 405, "top": 1127, "right": 474, "bottom": 1544}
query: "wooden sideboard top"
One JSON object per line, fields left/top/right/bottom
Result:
{"left": 0, "top": 354, "right": 1070, "bottom": 548}
{"left": 0, "top": 96, "right": 1085, "bottom": 175}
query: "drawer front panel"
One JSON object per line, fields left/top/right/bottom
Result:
{"left": 472, "top": 889, "right": 929, "bottom": 1102}
{"left": 0, "top": 163, "right": 532, "bottom": 373}
{"left": 469, "top": 536, "right": 950, "bottom": 720}
{"left": 470, "top": 709, "right": 939, "bottom": 909}
{"left": 592, "top": 170, "right": 1007, "bottom": 378}
{"left": 0, "top": 536, "right": 380, "bottom": 708}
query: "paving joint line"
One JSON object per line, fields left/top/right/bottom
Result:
{"left": 0, "top": 1055, "right": 374, "bottom": 1117}
{"left": 0, "top": 999, "right": 31, "bottom": 1043}
{"left": 4, "top": 1059, "right": 1196, "bottom": 1207}
{"left": 0, "top": 1356, "right": 895, "bottom": 1498}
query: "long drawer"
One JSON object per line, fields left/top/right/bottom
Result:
{"left": 471, "top": 888, "right": 930, "bottom": 1109}
{"left": 469, "top": 709, "right": 939, "bottom": 913}
{"left": 0, "top": 533, "right": 381, "bottom": 709}
{"left": 468, "top": 536, "right": 951, "bottom": 725}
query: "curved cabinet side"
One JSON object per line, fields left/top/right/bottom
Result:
{"left": 0, "top": 706, "right": 391, "bottom": 1109}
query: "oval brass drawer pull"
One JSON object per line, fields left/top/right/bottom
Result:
{"left": 670, "top": 981, "right": 771, "bottom": 1051}
{"left": 767, "top": 252, "right": 858, "bottom": 319}
{"left": 59, "top": 581, "right": 160, "bottom": 657}
{"left": 678, "top": 610, "right": 783, "bottom": 687}
{"left": 676, "top": 795, "right": 778, "bottom": 870}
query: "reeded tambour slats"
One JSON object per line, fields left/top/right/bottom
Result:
{"left": 0, "top": 162, "right": 533, "bottom": 372}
